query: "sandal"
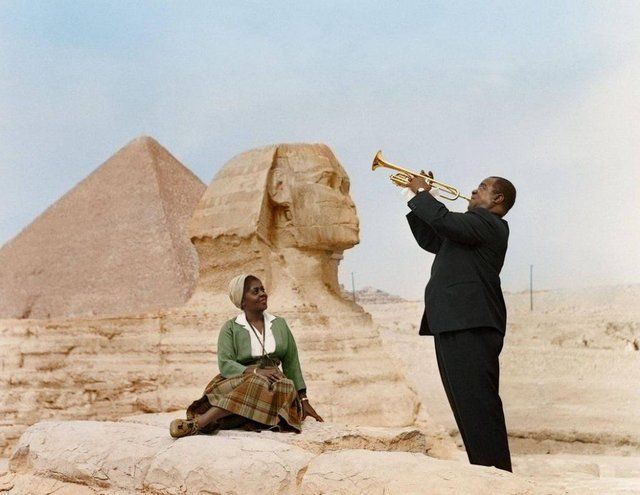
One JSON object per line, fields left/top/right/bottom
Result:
{"left": 170, "top": 418, "right": 199, "bottom": 439}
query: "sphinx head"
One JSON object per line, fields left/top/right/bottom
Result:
{"left": 268, "top": 144, "right": 359, "bottom": 251}
{"left": 189, "top": 143, "right": 359, "bottom": 252}
{"left": 187, "top": 143, "right": 360, "bottom": 312}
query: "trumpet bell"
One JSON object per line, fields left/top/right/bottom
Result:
{"left": 371, "top": 150, "right": 384, "bottom": 171}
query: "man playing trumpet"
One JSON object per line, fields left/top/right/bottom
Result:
{"left": 404, "top": 170, "right": 516, "bottom": 472}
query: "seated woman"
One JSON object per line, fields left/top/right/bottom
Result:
{"left": 170, "top": 274, "right": 323, "bottom": 438}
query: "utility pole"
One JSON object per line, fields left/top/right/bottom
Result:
{"left": 529, "top": 264, "right": 533, "bottom": 312}
{"left": 351, "top": 272, "right": 356, "bottom": 303}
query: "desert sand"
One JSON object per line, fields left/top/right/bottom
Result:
{"left": 368, "top": 286, "right": 640, "bottom": 494}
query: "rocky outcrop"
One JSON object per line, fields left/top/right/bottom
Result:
{"left": 4, "top": 419, "right": 555, "bottom": 495}
{"left": 0, "top": 136, "right": 205, "bottom": 319}
{"left": 0, "top": 307, "right": 433, "bottom": 457}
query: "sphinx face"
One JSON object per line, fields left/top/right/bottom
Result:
{"left": 272, "top": 145, "right": 359, "bottom": 251}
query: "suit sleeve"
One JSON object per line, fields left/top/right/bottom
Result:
{"left": 407, "top": 192, "right": 494, "bottom": 246}
{"left": 280, "top": 320, "right": 306, "bottom": 392}
{"left": 406, "top": 211, "right": 443, "bottom": 254}
{"left": 217, "top": 321, "right": 247, "bottom": 377}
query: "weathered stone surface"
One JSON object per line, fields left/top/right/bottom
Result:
{"left": 512, "top": 454, "right": 640, "bottom": 495}
{"left": 187, "top": 143, "right": 363, "bottom": 316}
{"left": 120, "top": 412, "right": 453, "bottom": 456}
{"left": 514, "top": 454, "right": 599, "bottom": 479}
{"left": 370, "top": 293, "right": 640, "bottom": 455}
{"left": 0, "top": 136, "right": 205, "bottom": 319}
{"left": 0, "top": 472, "right": 15, "bottom": 493}
{"left": 3, "top": 474, "right": 98, "bottom": 494}
{"left": 10, "top": 421, "right": 172, "bottom": 487}
{"left": 10, "top": 420, "right": 312, "bottom": 494}
{"left": 0, "top": 306, "right": 432, "bottom": 457}
{"left": 145, "top": 437, "right": 311, "bottom": 495}
{"left": 300, "top": 449, "right": 556, "bottom": 495}
{"left": 7, "top": 420, "right": 557, "bottom": 495}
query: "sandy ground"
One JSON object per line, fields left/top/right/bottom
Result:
{"left": 362, "top": 286, "right": 640, "bottom": 493}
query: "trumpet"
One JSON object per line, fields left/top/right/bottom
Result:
{"left": 371, "top": 150, "right": 470, "bottom": 202}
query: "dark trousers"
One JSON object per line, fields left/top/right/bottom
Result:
{"left": 434, "top": 327, "right": 512, "bottom": 472}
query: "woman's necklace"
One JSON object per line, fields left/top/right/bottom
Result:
{"left": 247, "top": 318, "right": 270, "bottom": 368}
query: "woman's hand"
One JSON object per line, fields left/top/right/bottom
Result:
{"left": 253, "top": 366, "right": 283, "bottom": 384}
{"left": 301, "top": 400, "right": 324, "bottom": 422}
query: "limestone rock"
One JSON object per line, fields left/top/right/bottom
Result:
{"left": 10, "top": 421, "right": 174, "bottom": 488}
{"left": 187, "top": 143, "right": 363, "bottom": 316}
{"left": 146, "top": 435, "right": 312, "bottom": 495}
{"left": 7, "top": 420, "right": 554, "bottom": 495}
{"left": 10, "top": 420, "right": 312, "bottom": 494}
{"left": 300, "top": 449, "right": 557, "bottom": 495}
{"left": 0, "top": 136, "right": 205, "bottom": 319}
{"left": 120, "top": 412, "right": 446, "bottom": 456}
{"left": 3, "top": 475, "right": 94, "bottom": 495}
{"left": 514, "top": 454, "right": 600, "bottom": 479}
{"left": 0, "top": 307, "right": 433, "bottom": 457}
{"left": 512, "top": 454, "right": 640, "bottom": 495}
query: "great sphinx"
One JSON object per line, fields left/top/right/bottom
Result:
{"left": 187, "top": 143, "right": 364, "bottom": 317}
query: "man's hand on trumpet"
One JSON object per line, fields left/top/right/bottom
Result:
{"left": 407, "top": 170, "right": 434, "bottom": 195}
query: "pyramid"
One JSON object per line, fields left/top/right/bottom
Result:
{"left": 0, "top": 136, "right": 206, "bottom": 319}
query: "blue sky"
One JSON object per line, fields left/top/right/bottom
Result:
{"left": 1, "top": 2, "right": 639, "bottom": 298}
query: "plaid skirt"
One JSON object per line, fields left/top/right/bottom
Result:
{"left": 186, "top": 372, "right": 303, "bottom": 432}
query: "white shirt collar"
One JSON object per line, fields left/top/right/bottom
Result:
{"left": 235, "top": 311, "right": 276, "bottom": 329}
{"left": 236, "top": 312, "right": 277, "bottom": 357}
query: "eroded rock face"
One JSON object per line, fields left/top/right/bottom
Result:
{"left": 6, "top": 419, "right": 553, "bottom": 495}
{"left": 0, "top": 308, "right": 429, "bottom": 457}
{"left": 187, "top": 143, "right": 362, "bottom": 315}
{"left": 0, "top": 136, "right": 206, "bottom": 319}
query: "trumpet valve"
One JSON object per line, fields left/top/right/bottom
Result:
{"left": 390, "top": 173, "right": 411, "bottom": 187}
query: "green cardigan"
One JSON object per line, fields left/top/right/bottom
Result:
{"left": 217, "top": 315, "right": 306, "bottom": 392}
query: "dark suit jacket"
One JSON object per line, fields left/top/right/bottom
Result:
{"left": 406, "top": 191, "right": 509, "bottom": 335}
